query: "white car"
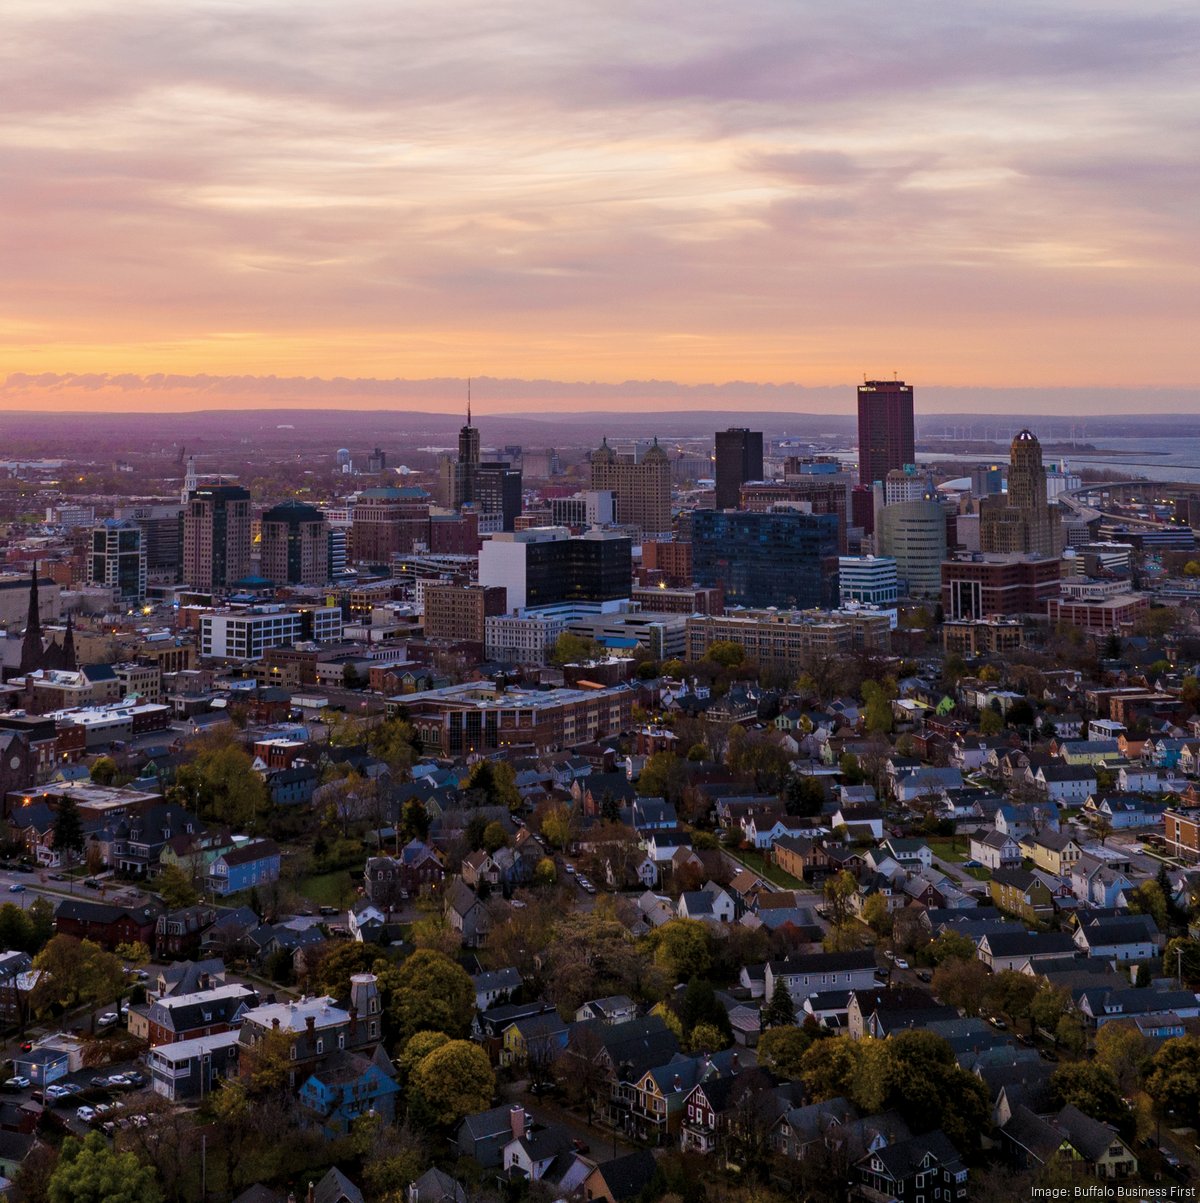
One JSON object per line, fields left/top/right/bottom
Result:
{"left": 894, "top": 958, "right": 910, "bottom": 971}
{"left": 44, "top": 1084, "right": 73, "bottom": 1101}
{"left": 107, "top": 1074, "right": 130, "bottom": 1088}
{"left": 565, "top": 864, "right": 575, "bottom": 875}
{"left": 96, "top": 1013, "right": 119, "bottom": 1028}
{"left": 4, "top": 1076, "right": 29, "bottom": 1090}
{"left": 76, "top": 1106, "right": 97, "bottom": 1123}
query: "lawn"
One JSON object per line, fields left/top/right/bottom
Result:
{"left": 728, "top": 846, "right": 805, "bottom": 890}
{"left": 963, "top": 866, "right": 992, "bottom": 882}
{"left": 295, "top": 869, "right": 357, "bottom": 909}
{"left": 926, "top": 838, "right": 967, "bottom": 863}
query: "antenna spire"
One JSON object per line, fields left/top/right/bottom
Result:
{"left": 467, "top": 378, "right": 472, "bottom": 427}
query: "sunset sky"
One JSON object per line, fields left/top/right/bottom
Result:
{"left": 3, "top": 0, "right": 1198, "bottom": 413}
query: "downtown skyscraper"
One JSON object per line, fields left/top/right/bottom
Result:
{"left": 857, "top": 379, "right": 915, "bottom": 487}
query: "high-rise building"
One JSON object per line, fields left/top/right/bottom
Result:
{"left": 884, "top": 466, "right": 935, "bottom": 505}
{"left": 714, "top": 429, "right": 763, "bottom": 510}
{"left": 474, "top": 463, "right": 523, "bottom": 531}
{"left": 365, "top": 447, "right": 387, "bottom": 474}
{"left": 89, "top": 519, "right": 147, "bottom": 603}
{"left": 979, "top": 430, "right": 1063, "bottom": 557}
{"left": 971, "top": 464, "right": 1004, "bottom": 497}
{"left": 260, "top": 501, "right": 329, "bottom": 587}
{"left": 874, "top": 498, "right": 947, "bottom": 598}
{"left": 739, "top": 472, "right": 853, "bottom": 553}
{"left": 423, "top": 583, "right": 508, "bottom": 645}
{"left": 182, "top": 485, "right": 252, "bottom": 592}
{"left": 838, "top": 556, "right": 898, "bottom": 607}
{"left": 941, "top": 554, "right": 1062, "bottom": 618}
{"left": 349, "top": 487, "right": 430, "bottom": 565}
{"left": 691, "top": 509, "right": 840, "bottom": 610}
{"left": 478, "top": 528, "right": 633, "bottom": 611}
{"left": 589, "top": 438, "right": 672, "bottom": 540}
{"left": 115, "top": 504, "right": 184, "bottom": 580}
{"left": 857, "top": 379, "right": 915, "bottom": 486}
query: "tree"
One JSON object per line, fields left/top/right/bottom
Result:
{"left": 114, "top": 941, "right": 150, "bottom": 966}
{"left": 1029, "top": 983, "right": 1072, "bottom": 1036}
{"left": 169, "top": 737, "right": 268, "bottom": 831}
{"left": 89, "top": 757, "right": 118, "bottom": 786}
{"left": 551, "top": 631, "right": 602, "bottom": 666}
{"left": 757, "top": 1025, "right": 812, "bottom": 1079}
{"left": 1048, "top": 1062, "right": 1128, "bottom": 1127}
{"left": 48, "top": 1132, "right": 161, "bottom": 1203}
{"left": 533, "top": 857, "right": 557, "bottom": 887}
{"left": 52, "top": 797, "right": 85, "bottom": 867}
{"left": 861, "top": 893, "right": 892, "bottom": 939}
{"left": 637, "top": 752, "right": 689, "bottom": 805}
{"left": 463, "top": 759, "right": 521, "bottom": 811}
{"left": 705, "top": 640, "right": 745, "bottom": 669}
{"left": 931, "top": 958, "right": 991, "bottom": 1017}
{"left": 156, "top": 864, "right": 199, "bottom": 910}
{"left": 308, "top": 940, "right": 387, "bottom": 999}
{"left": 367, "top": 717, "right": 420, "bottom": 774}
{"left": 1128, "top": 880, "right": 1168, "bottom": 932}
{"left": 823, "top": 871, "right": 857, "bottom": 928}
{"left": 762, "top": 978, "right": 797, "bottom": 1029}
{"left": 1147, "top": 1036, "right": 1200, "bottom": 1126}
{"left": 861, "top": 678, "right": 896, "bottom": 736}
{"left": 408, "top": 1039, "right": 495, "bottom": 1129}
{"left": 785, "top": 774, "right": 825, "bottom": 818}
{"left": 239, "top": 1024, "right": 295, "bottom": 1095}
{"left": 979, "top": 707, "right": 1004, "bottom": 735}
{"left": 1164, "top": 937, "right": 1200, "bottom": 985}
{"left": 539, "top": 803, "right": 576, "bottom": 852}
{"left": 931, "top": 930, "right": 977, "bottom": 964}
{"left": 481, "top": 821, "right": 508, "bottom": 854}
{"left": 32, "top": 936, "right": 124, "bottom": 1023}
{"left": 652, "top": 919, "right": 713, "bottom": 984}
{"left": 1055, "top": 1014, "right": 1087, "bottom": 1056}
{"left": 396, "top": 1030, "right": 450, "bottom": 1080}
{"left": 542, "top": 907, "right": 643, "bottom": 1011}
{"left": 983, "top": 971, "right": 1039, "bottom": 1032}
{"left": 677, "top": 977, "right": 732, "bottom": 1044}
{"left": 384, "top": 949, "right": 476, "bottom": 1042}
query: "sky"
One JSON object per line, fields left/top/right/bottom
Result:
{"left": 2, "top": 0, "right": 1199, "bottom": 414}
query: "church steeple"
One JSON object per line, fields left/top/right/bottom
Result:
{"left": 59, "top": 613, "right": 76, "bottom": 672}
{"left": 19, "top": 567, "right": 43, "bottom": 675}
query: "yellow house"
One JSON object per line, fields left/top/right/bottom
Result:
{"left": 500, "top": 1014, "right": 568, "bottom": 1068}
{"left": 1019, "top": 829, "right": 1083, "bottom": 875}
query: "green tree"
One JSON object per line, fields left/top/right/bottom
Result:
{"left": 931, "top": 958, "right": 991, "bottom": 1018}
{"left": 309, "top": 940, "right": 387, "bottom": 999}
{"left": 1048, "top": 1062, "right": 1128, "bottom": 1127}
{"left": 678, "top": 977, "right": 732, "bottom": 1043}
{"left": 823, "top": 871, "right": 857, "bottom": 928}
{"left": 984, "top": 970, "right": 1039, "bottom": 1030}
{"left": 533, "top": 857, "right": 557, "bottom": 887}
{"left": 861, "top": 678, "right": 896, "bottom": 736}
{"left": 884, "top": 1029, "right": 991, "bottom": 1153}
{"left": 637, "top": 752, "right": 689, "bottom": 804}
{"left": 979, "top": 707, "right": 1004, "bottom": 736}
{"left": 688, "top": 1022, "right": 728, "bottom": 1054}
{"left": 482, "top": 821, "right": 508, "bottom": 854}
{"left": 784, "top": 774, "right": 825, "bottom": 818}
{"left": 156, "top": 863, "right": 199, "bottom": 910}
{"left": 762, "top": 978, "right": 797, "bottom": 1029}
{"left": 1127, "top": 880, "right": 1168, "bottom": 932}
{"left": 52, "top": 797, "right": 85, "bottom": 867}
{"left": 0, "top": 904, "right": 34, "bottom": 955}
{"left": 931, "top": 930, "right": 977, "bottom": 964}
{"left": 1029, "top": 983, "right": 1071, "bottom": 1035}
{"left": 652, "top": 919, "right": 713, "bottom": 984}
{"left": 31, "top": 936, "right": 124, "bottom": 1021}
{"left": 400, "top": 799, "right": 431, "bottom": 844}
{"left": 1147, "top": 1036, "right": 1200, "bottom": 1126}
{"left": 89, "top": 757, "right": 118, "bottom": 786}
{"left": 463, "top": 759, "right": 521, "bottom": 811}
{"left": 114, "top": 941, "right": 150, "bottom": 966}
{"left": 757, "top": 1025, "right": 813, "bottom": 1079}
{"left": 395, "top": 1030, "right": 450, "bottom": 1080}
{"left": 861, "top": 894, "right": 892, "bottom": 938}
{"left": 1165, "top": 937, "right": 1200, "bottom": 985}
{"left": 539, "top": 803, "right": 575, "bottom": 851}
{"left": 385, "top": 949, "right": 476, "bottom": 1042}
{"left": 240, "top": 1025, "right": 295, "bottom": 1095}
{"left": 551, "top": 632, "right": 602, "bottom": 666}
{"left": 367, "top": 717, "right": 420, "bottom": 774}
{"left": 170, "top": 738, "right": 268, "bottom": 830}
{"left": 705, "top": 640, "right": 745, "bottom": 669}
{"left": 48, "top": 1132, "right": 161, "bottom": 1203}
{"left": 408, "top": 1039, "right": 495, "bottom": 1129}
{"left": 1055, "top": 1014, "right": 1087, "bottom": 1056}
{"left": 800, "top": 1034, "right": 867, "bottom": 1102}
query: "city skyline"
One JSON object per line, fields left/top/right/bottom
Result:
{"left": 4, "top": 0, "right": 1199, "bottom": 412}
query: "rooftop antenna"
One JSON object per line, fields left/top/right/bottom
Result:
{"left": 467, "top": 378, "right": 472, "bottom": 427}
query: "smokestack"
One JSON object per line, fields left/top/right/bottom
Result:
{"left": 509, "top": 1104, "right": 525, "bottom": 1139}
{"left": 305, "top": 1015, "right": 315, "bottom": 1036}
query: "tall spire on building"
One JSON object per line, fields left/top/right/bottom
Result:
{"left": 59, "top": 613, "right": 76, "bottom": 671}
{"left": 467, "top": 378, "right": 472, "bottom": 428}
{"left": 19, "top": 566, "right": 43, "bottom": 675}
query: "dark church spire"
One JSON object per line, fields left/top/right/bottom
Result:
{"left": 19, "top": 567, "right": 43, "bottom": 675}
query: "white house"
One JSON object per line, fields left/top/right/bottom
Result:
{"left": 1034, "top": 764, "right": 1096, "bottom": 805}
{"left": 970, "top": 828, "right": 1022, "bottom": 871}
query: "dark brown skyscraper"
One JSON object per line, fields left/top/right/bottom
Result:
{"left": 714, "top": 428, "right": 763, "bottom": 510}
{"left": 857, "top": 379, "right": 915, "bottom": 486}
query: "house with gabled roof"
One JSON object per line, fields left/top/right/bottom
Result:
{"left": 853, "top": 1129, "right": 968, "bottom": 1203}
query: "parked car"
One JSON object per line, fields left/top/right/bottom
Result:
{"left": 76, "top": 1106, "right": 97, "bottom": 1124}
{"left": 89, "top": 1076, "right": 109, "bottom": 1088}
{"left": 124, "top": 1071, "right": 146, "bottom": 1087}
{"left": 963, "top": 859, "right": 983, "bottom": 869}
{"left": 96, "top": 1013, "right": 119, "bottom": 1029}
{"left": 3, "top": 1076, "right": 29, "bottom": 1091}
{"left": 894, "top": 958, "right": 910, "bottom": 971}
{"left": 44, "top": 1084, "right": 73, "bottom": 1102}
{"left": 7, "top": 884, "right": 24, "bottom": 894}
{"left": 916, "top": 969, "right": 932, "bottom": 983}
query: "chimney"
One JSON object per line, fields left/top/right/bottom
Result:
{"left": 307, "top": 1184, "right": 315, "bottom": 1203}
{"left": 731, "top": 1052, "right": 739, "bottom": 1071}
{"left": 509, "top": 1104, "right": 525, "bottom": 1139}
{"left": 306, "top": 1015, "right": 315, "bottom": 1036}
{"left": 673, "top": 1074, "right": 682, "bottom": 1092}
{"left": 271, "top": 1017, "right": 280, "bottom": 1030}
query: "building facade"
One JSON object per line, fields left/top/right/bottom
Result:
{"left": 857, "top": 379, "right": 915, "bottom": 487}
{"left": 182, "top": 485, "right": 252, "bottom": 592}
{"left": 714, "top": 429, "right": 763, "bottom": 511}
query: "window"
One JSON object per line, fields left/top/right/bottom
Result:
{"left": 316, "top": 1039, "right": 323, "bottom": 1054}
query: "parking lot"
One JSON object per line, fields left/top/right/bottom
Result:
{"left": 3, "top": 1057, "right": 151, "bottom": 1137}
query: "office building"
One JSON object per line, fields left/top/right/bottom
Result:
{"left": 857, "top": 379, "right": 915, "bottom": 486}
{"left": 884, "top": 466, "right": 935, "bottom": 505}
{"left": 589, "top": 438, "right": 672, "bottom": 540}
{"left": 423, "top": 584, "right": 508, "bottom": 645}
{"left": 941, "top": 554, "right": 1062, "bottom": 619}
{"left": 350, "top": 487, "right": 430, "bottom": 564}
{"left": 979, "top": 430, "right": 1063, "bottom": 557}
{"left": 550, "top": 491, "right": 616, "bottom": 530}
{"left": 971, "top": 464, "right": 1004, "bottom": 497}
{"left": 200, "top": 606, "right": 343, "bottom": 660}
{"left": 474, "top": 463, "right": 523, "bottom": 531}
{"left": 838, "top": 556, "right": 898, "bottom": 607}
{"left": 640, "top": 541, "right": 693, "bottom": 587}
{"left": 182, "top": 485, "right": 252, "bottom": 592}
{"left": 1046, "top": 580, "right": 1149, "bottom": 633}
{"left": 714, "top": 429, "right": 763, "bottom": 510}
{"left": 685, "top": 609, "right": 890, "bottom": 673}
{"left": 391, "top": 681, "right": 635, "bottom": 756}
{"left": 260, "top": 501, "right": 329, "bottom": 587}
{"left": 740, "top": 474, "right": 853, "bottom": 553}
{"left": 692, "top": 509, "right": 839, "bottom": 610}
{"left": 89, "top": 520, "right": 147, "bottom": 603}
{"left": 874, "top": 498, "right": 947, "bottom": 598}
{"left": 478, "top": 528, "right": 632, "bottom": 611}
{"left": 115, "top": 504, "right": 184, "bottom": 581}
{"left": 942, "top": 618, "right": 1025, "bottom": 658}
{"left": 365, "top": 447, "right": 387, "bottom": 474}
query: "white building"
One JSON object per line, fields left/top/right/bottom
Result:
{"left": 200, "top": 606, "right": 342, "bottom": 660}
{"left": 837, "top": 556, "right": 898, "bottom": 607}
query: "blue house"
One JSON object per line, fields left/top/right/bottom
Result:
{"left": 207, "top": 839, "right": 281, "bottom": 896}
{"left": 298, "top": 1047, "right": 400, "bottom": 1137}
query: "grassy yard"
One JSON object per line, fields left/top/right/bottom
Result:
{"left": 728, "top": 846, "right": 805, "bottom": 890}
{"left": 963, "top": 865, "right": 992, "bottom": 882}
{"left": 926, "top": 837, "right": 967, "bottom": 863}
{"left": 295, "top": 869, "right": 357, "bottom": 909}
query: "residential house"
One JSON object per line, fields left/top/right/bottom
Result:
{"left": 363, "top": 840, "right": 445, "bottom": 909}
{"left": 445, "top": 879, "right": 489, "bottom": 947}
{"left": 878, "top": 837, "right": 932, "bottom": 870}
{"left": 1072, "top": 916, "right": 1159, "bottom": 962}
{"left": 629, "top": 1047, "right": 748, "bottom": 1142}
{"left": 830, "top": 806, "right": 884, "bottom": 840}
{"left": 145, "top": 983, "right": 258, "bottom": 1047}
{"left": 847, "top": 987, "right": 957, "bottom": 1040}
{"left": 772, "top": 834, "right": 829, "bottom": 881}
{"left": 575, "top": 996, "right": 638, "bottom": 1025}
{"left": 148, "top": 1030, "right": 241, "bottom": 1101}
{"left": 764, "top": 951, "right": 877, "bottom": 1011}
{"left": 969, "top": 828, "right": 1022, "bottom": 871}
{"left": 1070, "top": 854, "right": 1134, "bottom": 908}
{"left": 977, "top": 930, "right": 1078, "bottom": 973}
{"left": 768, "top": 1096, "right": 857, "bottom": 1161}
{"left": 894, "top": 767, "right": 963, "bottom": 804}
{"left": 298, "top": 1046, "right": 401, "bottom": 1137}
{"left": 53, "top": 899, "right": 158, "bottom": 951}
{"left": 1019, "top": 829, "right": 1083, "bottom": 876}
{"left": 677, "top": 886, "right": 735, "bottom": 925}
{"left": 454, "top": 1104, "right": 529, "bottom": 1170}
{"left": 1083, "top": 793, "right": 1165, "bottom": 830}
{"left": 989, "top": 868, "right": 1055, "bottom": 923}
{"left": 579, "top": 1149, "right": 658, "bottom": 1203}
{"left": 407, "top": 1168, "right": 469, "bottom": 1203}
{"left": 472, "top": 967, "right": 523, "bottom": 1011}
{"left": 1053, "top": 1105, "right": 1137, "bottom": 1178}
{"left": 208, "top": 840, "right": 281, "bottom": 896}
{"left": 1035, "top": 764, "right": 1097, "bottom": 804}
{"left": 500, "top": 1012, "right": 570, "bottom": 1070}
{"left": 853, "top": 1129, "right": 968, "bottom": 1203}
